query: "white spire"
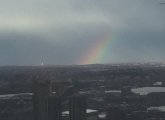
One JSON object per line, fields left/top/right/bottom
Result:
{"left": 41, "top": 61, "right": 44, "bottom": 66}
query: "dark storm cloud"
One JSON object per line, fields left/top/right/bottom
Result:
{"left": 108, "top": 30, "right": 165, "bottom": 63}
{"left": 0, "top": 33, "right": 84, "bottom": 65}
{"left": 0, "top": 0, "right": 165, "bottom": 65}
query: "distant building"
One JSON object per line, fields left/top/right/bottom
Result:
{"left": 105, "top": 90, "right": 121, "bottom": 97}
{"left": 106, "top": 106, "right": 127, "bottom": 120}
{"left": 121, "top": 86, "right": 132, "bottom": 97}
{"left": 153, "top": 82, "right": 162, "bottom": 86}
{"left": 147, "top": 106, "right": 165, "bottom": 112}
{"left": 147, "top": 92, "right": 165, "bottom": 106}
{"left": 128, "top": 111, "right": 147, "bottom": 120}
{"left": 62, "top": 109, "right": 98, "bottom": 120}
{"left": 98, "top": 113, "right": 106, "bottom": 120}
{"left": 147, "top": 106, "right": 165, "bottom": 119}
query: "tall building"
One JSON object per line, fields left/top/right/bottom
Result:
{"left": 69, "top": 95, "right": 86, "bottom": 120}
{"left": 33, "top": 80, "right": 51, "bottom": 120}
{"left": 48, "top": 96, "right": 62, "bottom": 120}
{"left": 33, "top": 79, "right": 87, "bottom": 120}
{"left": 62, "top": 109, "right": 98, "bottom": 120}
{"left": 106, "top": 106, "right": 127, "bottom": 120}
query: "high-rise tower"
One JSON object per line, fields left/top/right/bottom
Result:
{"left": 33, "top": 80, "right": 51, "bottom": 120}
{"left": 48, "top": 96, "right": 62, "bottom": 120}
{"left": 69, "top": 95, "right": 86, "bottom": 120}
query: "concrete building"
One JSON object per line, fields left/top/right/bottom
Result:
{"left": 69, "top": 96, "right": 87, "bottom": 120}
{"left": 48, "top": 96, "right": 62, "bottom": 120}
{"left": 147, "top": 92, "right": 165, "bottom": 106}
{"left": 62, "top": 109, "right": 98, "bottom": 120}
{"left": 33, "top": 80, "right": 89, "bottom": 120}
{"left": 33, "top": 80, "right": 51, "bottom": 120}
{"left": 121, "top": 86, "right": 132, "bottom": 97}
{"left": 33, "top": 80, "right": 62, "bottom": 120}
{"left": 106, "top": 106, "right": 127, "bottom": 120}
{"left": 98, "top": 113, "right": 106, "bottom": 120}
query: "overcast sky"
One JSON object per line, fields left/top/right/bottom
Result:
{"left": 0, "top": 0, "right": 165, "bottom": 65}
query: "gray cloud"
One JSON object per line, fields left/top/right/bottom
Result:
{"left": 0, "top": 0, "right": 165, "bottom": 65}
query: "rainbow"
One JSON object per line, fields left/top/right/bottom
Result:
{"left": 78, "top": 32, "right": 115, "bottom": 65}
